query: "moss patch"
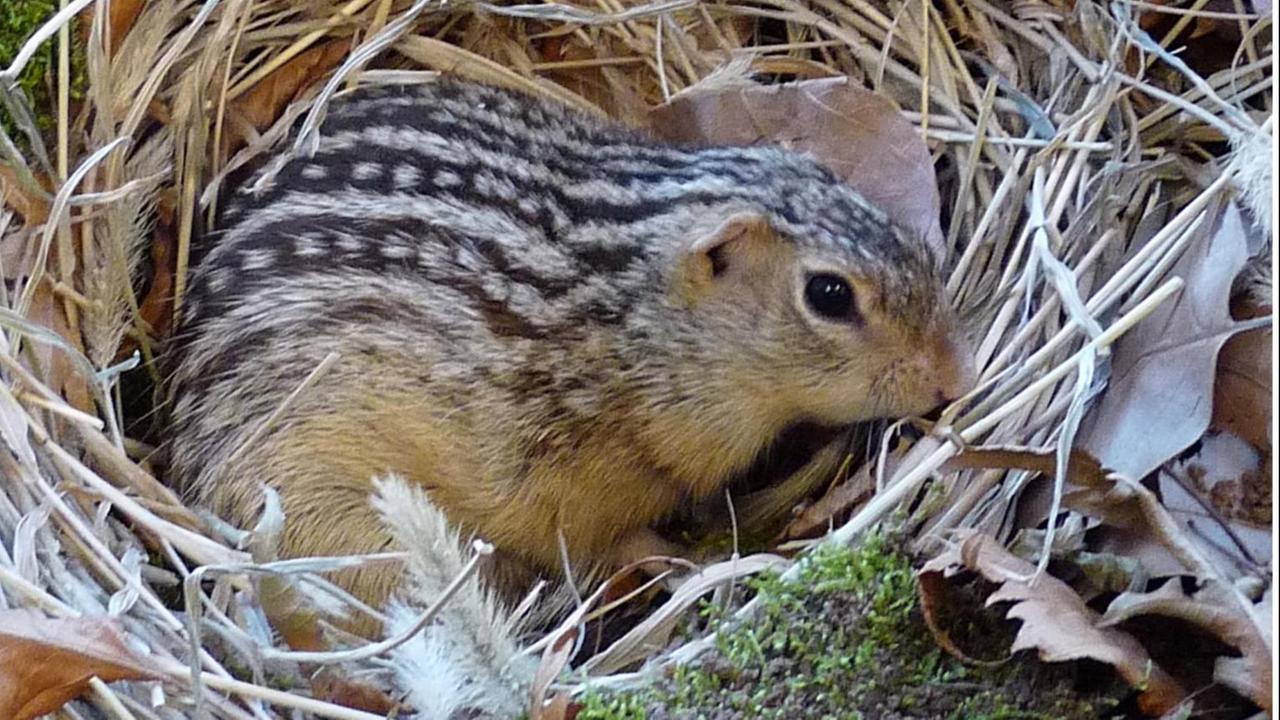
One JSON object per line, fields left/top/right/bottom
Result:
{"left": 578, "top": 534, "right": 1128, "bottom": 720}
{"left": 1, "top": 1, "right": 85, "bottom": 148}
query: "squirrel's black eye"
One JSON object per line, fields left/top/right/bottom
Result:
{"left": 804, "top": 274, "right": 856, "bottom": 321}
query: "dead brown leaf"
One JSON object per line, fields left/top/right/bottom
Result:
{"left": 528, "top": 622, "right": 578, "bottom": 720}
{"left": 0, "top": 610, "right": 161, "bottom": 720}
{"left": 78, "top": 0, "right": 144, "bottom": 59}
{"left": 130, "top": 190, "right": 178, "bottom": 347}
{"left": 948, "top": 446, "right": 1178, "bottom": 582}
{"left": 223, "top": 40, "right": 352, "bottom": 158}
{"left": 1212, "top": 295, "right": 1271, "bottom": 456}
{"left": 1, "top": 166, "right": 53, "bottom": 281}
{"left": 944, "top": 445, "right": 1105, "bottom": 484}
{"left": 1080, "top": 201, "right": 1252, "bottom": 481}
{"left": 1104, "top": 578, "right": 1272, "bottom": 714}
{"left": 0, "top": 165, "right": 51, "bottom": 227}
{"left": 920, "top": 530, "right": 1185, "bottom": 714}
{"left": 776, "top": 464, "right": 874, "bottom": 542}
{"left": 648, "top": 77, "right": 944, "bottom": 254}
{"left": 24, "top": 281, "right": 94, "bottom": 412}
{"left": 310, "top": 669, "right": 405, "bottom": 715}
{"left": 246, "top": 493, "right": 331, "bottom": 653}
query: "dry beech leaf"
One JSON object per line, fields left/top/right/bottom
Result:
{"left": 1104, "top": 578, "right": 1272, "bottom": 714}
{"left": 0, "top": 610, "right": 161, "bottom": 720}
{"left": 1080, "top": 201, "right": 1252, "bottom": 481}
{"left": 919, "top": 530, "right": 1185, "bottom": 714}
{"left": 648, "top": 77, "right": 944, "bottom": 255}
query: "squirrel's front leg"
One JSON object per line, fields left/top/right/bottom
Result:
{"left": 610, "top": 437, "right": 850, "bottom": 578}
{"left": 735, "top": 435, "right": 852, "bottom": 531}
{"left": 611, "top": 528, "right": 686, "bottom": 576}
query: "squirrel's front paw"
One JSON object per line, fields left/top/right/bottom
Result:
{"left": 612, "top": 528, "right": 689, "bottom": 577}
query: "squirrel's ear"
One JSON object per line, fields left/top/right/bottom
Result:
{"left": 672, "top": 213, "right": 779, "bottom": 304}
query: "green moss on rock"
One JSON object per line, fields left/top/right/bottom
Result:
{"left": 578, "top": 534, "right": 1127, "bottom": 720}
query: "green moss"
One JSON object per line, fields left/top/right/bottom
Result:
{"left": 577, "top": 533, "right": 1126, "bottom": 720}
{"left": 0, "top": 0, "right": 85, "bottom": 152}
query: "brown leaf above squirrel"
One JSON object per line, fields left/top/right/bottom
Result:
{"left": 165, "top": 78, "right": 975, "bottom": 632}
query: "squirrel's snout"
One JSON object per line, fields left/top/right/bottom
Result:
{"left": 930, "top": 332, "right": 978, "bottom": 408}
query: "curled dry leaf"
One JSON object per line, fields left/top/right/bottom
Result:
{"left": 245, "top": 486, "right": 333, "bottom": 653}
{"left": 0, "top": 165, "right": 51, "bottom": 227}
{"left": 527, "top": 563, "right": 633, "bottom": 718}
{"left": 944, "top": 445, "right": 1105, "bottom": 485}
{"left": 775, "top": 438, "right": 915, "bottom": 542}
{"left": 1079, "top": 201, "right": 1251, "bottom": 481}
{"left": 648, "top": 77, "right": 945, "bottom": 255}
{"left": 1056, "top": 447, "right": 1267, "bottom": 586}
{"left": 1103, "top": 578, "right": 1272, "bottom": 714}
{"left": 916, "top": 569, "right": 1004, "bottom": 666}
{"left": 0, "top": 166, "right": 52, "bottom": 281}
{"left": 919, "top": 530, "right": 1185, "bottom": 715}
{"left": 0, "top": 609, "right": 161, "bottom": 720}
{"left": 949, "top": 445, "right": 1264, "bottom": 585}
{"left": 529, "top": 620, "right": 578, "bottom": 720}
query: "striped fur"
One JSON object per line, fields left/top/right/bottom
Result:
{"left": 166, "top": 79, "right": 969, "bottom": 625}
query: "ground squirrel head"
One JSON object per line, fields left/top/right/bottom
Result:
{"left": 659, "top": 164, "right": 975, "bottom": 427}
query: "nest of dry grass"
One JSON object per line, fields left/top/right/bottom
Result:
{"left": 0, "top": 0, "right": 1273, "bottom": 718}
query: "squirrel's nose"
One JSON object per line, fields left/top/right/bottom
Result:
{"left": 932, "top": 333, "right": 977, "bottom": 406}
